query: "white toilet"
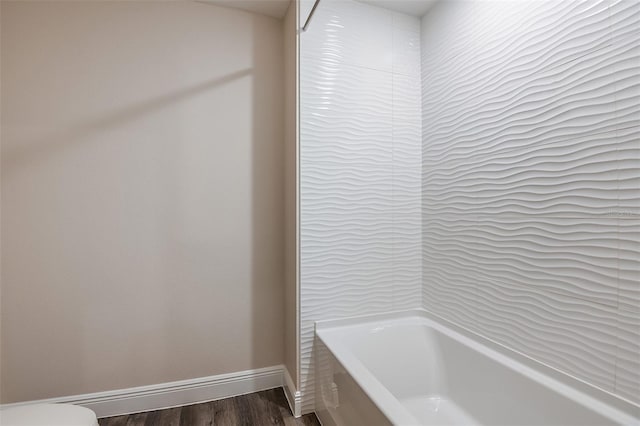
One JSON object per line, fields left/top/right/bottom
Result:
{"left": 0, "top": 403, "right": 98, "bottom": 426}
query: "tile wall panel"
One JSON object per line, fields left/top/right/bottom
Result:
{"left": 421, "top": 0, "right": 640, "bottom": 405}
{"left": 616, "top": 307, "right": 640, "bottom": 401}
{"left": 300, "top": 0, "right": 422, "bottom": 412}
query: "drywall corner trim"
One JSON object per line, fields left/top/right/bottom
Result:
{"left": 283, "top": 366, "right": 302, "bottom": 417}
{"left": 0, "top": 365, "right": 284, "bottom": 418}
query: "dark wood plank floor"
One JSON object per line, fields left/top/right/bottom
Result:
{"left": 98, "top": 388, "right": 321, "bottom": 426}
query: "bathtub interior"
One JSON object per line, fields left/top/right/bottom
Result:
{"left": 317, "top": 315, "right": 638, "bottom": 426}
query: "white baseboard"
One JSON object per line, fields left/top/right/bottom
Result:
{"left": 283, "top": 367, "right": 302, "bottom": 417}
{"left": 0, "top": 365, "right": 284, "bottom": 418}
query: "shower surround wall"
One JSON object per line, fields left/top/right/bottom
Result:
{"left": 421, "top": 0, "right": 639, "bottom": 405}
{"left": 299, "top": 0, "right": 422, "bottom": 412}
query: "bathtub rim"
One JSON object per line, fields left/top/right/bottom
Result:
{"left": 315, "top": 308, "right": 640, "bottom": 425}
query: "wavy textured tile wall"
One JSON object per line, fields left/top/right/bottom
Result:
{"left": 421, "top": 0, "right": 639, "bottom": 405}
{"left": 300, "top": 0, "right": 422, "bottom": 412}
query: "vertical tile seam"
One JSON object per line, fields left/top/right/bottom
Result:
{"left": 391, "top": 10, "right": 397, "bottom": 309}
{"left": 610, "top": 0, "right": 621, "bottom": 397}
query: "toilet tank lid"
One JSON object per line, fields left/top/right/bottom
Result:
{"left": 0, "top": 403, "right": 98, "bottom": 426}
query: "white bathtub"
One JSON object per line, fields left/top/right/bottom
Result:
{"left": 314, "top": 311, "right": 640, "bottom": 426}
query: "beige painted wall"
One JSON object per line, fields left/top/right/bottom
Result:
{"left": 1, "top": 0, "right": 284, "bottom": 403}
{"left": 283, "top": 0, "right": 298, "bottom": 386}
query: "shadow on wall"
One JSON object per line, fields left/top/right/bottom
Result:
{"left": 1, "top": 1, "right": 284, "bottom": 403}
{"left": 2, "top": 70, "right": 252, "bottom": 173}
{"left": 248, "top": 12, "right": 286, "bottom": 373}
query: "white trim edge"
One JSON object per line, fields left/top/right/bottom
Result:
{"left": 0, "top": 365, "right": 284, "bottom": 418}
{"left": 283, "top": 367, "right": 302, "bottom": 418}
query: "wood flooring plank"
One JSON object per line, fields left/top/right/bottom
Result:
{"left": 125, "top": 412, "right": 148, "bottom": 426}
{"left": 212, "top": 396, "right": 239, "bottom": 426}
{"left": 179, "top": 401, "right": 214, "bottom": 426}
{"left": 266, "top": 390, "right": 290, "bottom": 424}
{"left": 97, "top": 418, "right": 110, "bottom": 426}
{"left": 99, "top": 414, "right": 129, "bottom": 426}
{"left": 282, "top": 417, "right": 299, "bottom": 426}
{"left": 263, "top": 388, "right": 320, "bottom": 426}
{"left": 264, "top": 387, "right": 292, "bottom": 418}
{"left": 296, "top": 413, "right": 322, "bottom": 426}
{"left": 245, "top": 390, "right": 284, "bottom": 426}
{"left": 241, "top": 393, "right": 265, "bottom": 425}
{"left": 232, "top": 394, "right": 254, "bottom": 426}
{"left": 144, "top": 407, "right": 181, "bottom": 426}
{"left": 97, "top": 388, "right": 321, "bottom": 426}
